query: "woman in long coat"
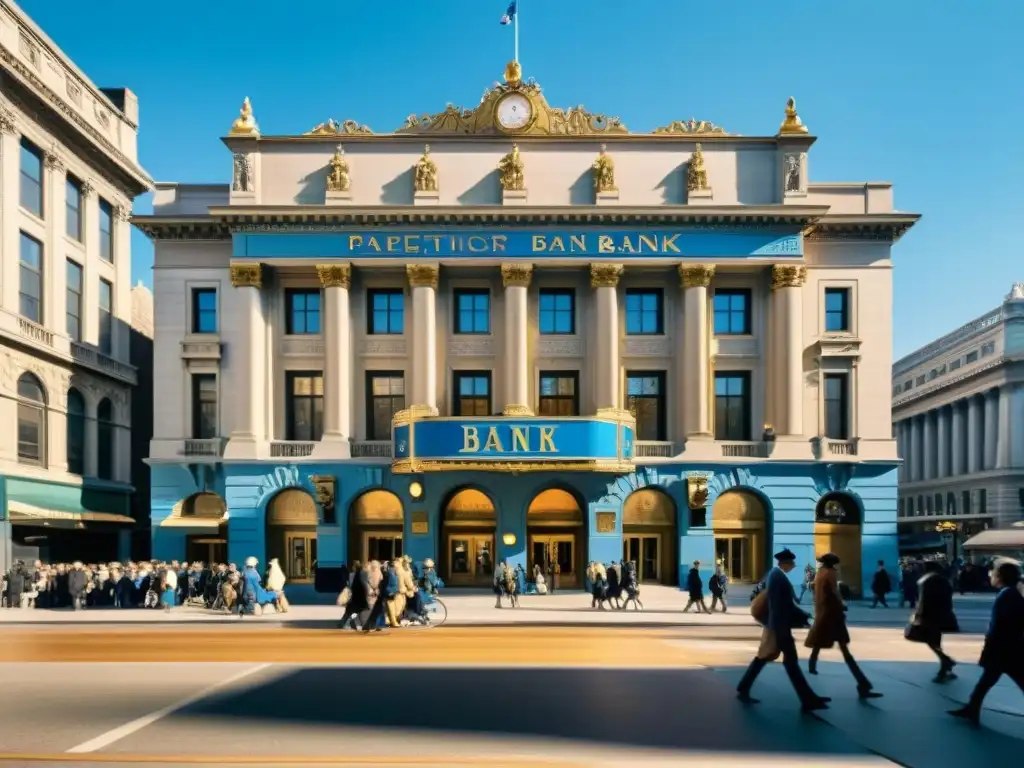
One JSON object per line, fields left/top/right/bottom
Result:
{"left": 906, "top": 560, "right": 959, "bottom": 682}
{"left": 805, "top": 553, "right": 882, "bottom": 698}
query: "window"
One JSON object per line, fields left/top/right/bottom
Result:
{"left": 191, "top": 288, "right": 217, "bottom": 334}
{"left": 285, "top": 372, "right": 324, "bottom": 441}
{"left": 285, "top": 289, "right": 321, "bottom": 335}
{"left": 898, "top": 498, "right": 905, "bottom": 518}
{"left": 714, "top": 372, "right": 751, "bottom": 441}
{"left": 824, "top": 373, "right": 850, "bottom": 440}
{"left": 538, "top": 289, "right": 574, "bottom": 334}
{"left": 99, "top": 279, "right": 113, "bottom": 355}
{"left": 97, "top": 398, "right": 114, "bottom": 481}
{"left": 17, "top": 372, "right": 46, "bottom": 465}
{"left": 66, "top": 388, "right": 85, "bottom": 475}
{"left": 961, "top": 490, "right": 971, "bottom": 516}
{"left": 981, "top": 342, "right": 995, "bottom": 357}
{"left": 978, "top": 488, "right": 987, "bottom": 513}
{"left": 191, "top": 374, "right": 218, "bottom": 439}
{"left": 950, "top": 359, "right": 962, "bottom": 371}
{"left": 824, "top": 288, "right": 850, "bottom": 333}
{"left": 19, "top": 139, "right": 43, "bottom": 216}
{"left": 902, "top": 380, "right": 912, "bottom": 391}
{"left": 19, "top": 232, "right": 43, "bottom": 323}
{"left": 965, "top": 350, "right": 978, "bottom": 363}
{"left": 66, "top": 260, "right": 83, "bottom": 341}
{"left": 538, "top": 371, "right": 579, "bottom": 417}
{"left": 98, "top": 198, "right": 113, "bottom": 262}
{"left": 367, "top": 289, "right": 404, "bottom": 334}
{"left": 934, "top": 493, "right": 944, "bottom": 514}
{"left": 65, "top": 176, "right": 83, "bottom": 241}
{"left": 625, "top": 290, "right": 663, "bottom": 335}
{"left": 454, "top": 289, "right": 490, "bottom": 334}
{"left": 366, "top": 372, "right": 405, "bottom": 440}
{"left": 713, "top": 289, "right": 751, "bottom": 335}
{"left": 915, "top": 375, "right": 926, "bottom": 386}
{"left": 625, "top": 372, "right": 666, "bottom": 441}
{"left": 454, "top": 371, "right": 491, "bottom": 416}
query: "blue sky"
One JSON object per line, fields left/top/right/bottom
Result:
{"left": 18, "top": 0, "right": 1022, "bottom": 359}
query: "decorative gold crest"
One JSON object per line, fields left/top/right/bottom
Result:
{"left": 310, "top": 475, "right": 336, "bottom": 514}
{"left": 654, "top": 119, "right": 726, "bottom": 135}
{"left": 229, "top": 97, "right": 259, "bottom": 137}
{"left": 498, "top": 144, "right": 525, "bottom": 191}
{"left": 326, "top": 145, "right": 351, "bottom": 192}
{"left": 414, "top": 144, "right": 439, "bottom": 192}
{"left": 687, "top": 475, "right": 709, "bottom": 510}
{"left": 592, "top": 144, "right": 616, "bottom": 193}
{"left": 779, "top": 97, "right": 809, "bottom": 135}
{"left": 687, "top": 143, "right": 709, "bottom": 192}
{"left": 305, "top": 118, "right": 373, "bottom": 136}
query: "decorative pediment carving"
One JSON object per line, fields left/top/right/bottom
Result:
{"left": 654, "top": 119, "right": 727, "bottom": 135}
{"left": 816, "top": 336, "right": 862, "bottom": 360}
{"left": 305, "top": 118, "right": 372, "bottom": 136}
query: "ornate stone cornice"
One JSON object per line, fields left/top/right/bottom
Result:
{"left": 501, "top": 263, "right": 532, "bottom": 288}
{"left": 407, "top": 264, "right": 439, "bottom": 289}
{"left": 680, "top": 264, "right": 715, "bottom": 289}
{"left": 590, "top": 263, "right": 623, "bottom": 288}
{"left": 230, "top": 263, "right": 262, "bottom": 289}
{"left": 771, "top": 265, "right": 806, "bottom": 290}
{"left": 316, "top": 264, "right": 351, "bottom": 289}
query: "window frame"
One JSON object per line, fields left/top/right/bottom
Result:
{"left": 98, "top": 278, "right": 113, "bottom": 355}
{"left": 538, "top": 288, "right": 576, "bottom": 335}
{"left": 98, "top": 197, "right": 114, "bottom": 263}
{"left": 625, "top": 370, "right": 667, "bottom": 442}
{"left": 453, "top": 288, "right": 491, "bottom": 335}
{"left": 538, "top": 370, "right": 580, "bottom": 417}
{"left": 712, "top": 288, "right": 752, "bottom": 336}
{"left": 66, "top": 387, "right": 86, "bottom": 475}
{"left": 284, "top": 370, "right": 324, "bottom": 442}
{"left": 284, "top": 287, "right": 322, "bottom": 336}
{"left": 19, "top": 138, "right": 44, "bottom": 218}
{"left": 714, "top": 371, "right": 752, "bottom": 441}
{"left": 18, "top": 231, "right": 43, "bottom": 324}
{"left": 823, "top": 372, "right": 850, "bottom": 440}
{"left": 65, "top": 175, "right": 83, "bottom": 241}
{"left": 191, "top": 373, "right": 218, "bottom": 440}
{"left": 96, "top": 399, "right": 115, "bottom": 481}
{"left": 452, "top": 370, "right": 493, "bottom": 417}
{"left": 17, "top": 373, "right": 47, "bottom": 466}
{"left": 824, "top": 287, "right": 851, "bottom": 333}
{"left": 191, "top": 287, "right": 218, "bottom": 335}
{"left": 624, "top": 289, "right": 665, "bottom": 336}
{"left": 365, "top": 370, "right": 406, "bottom": 441}
{"left": 367, "top": 289, "right": 405, "bottom": 335}
{"left": 66, "top": 259, "right": 83, "bottom": 341}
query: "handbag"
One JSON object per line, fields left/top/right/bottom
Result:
{"left": 904, "top": 622, "right": 930, "bottom": 643}
{"left": 336, "top": 587, "right": 352, "bottom": 607}
{"left": 750, "top": 589, "right": 769, "bottom": 625}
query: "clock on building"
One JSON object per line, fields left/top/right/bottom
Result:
{"left": 495, "top": 92, "right": 534, "bottom": 132}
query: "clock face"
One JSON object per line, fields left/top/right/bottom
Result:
{"left": 496, "top": 93, "right": 533, "bottom": 131}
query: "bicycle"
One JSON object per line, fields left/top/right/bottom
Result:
{"left": 414, "top": 594, "right": 447, "bottom": 629}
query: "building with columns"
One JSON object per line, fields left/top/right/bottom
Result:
{"left": 136, "top": 60, "right": 917, "bottom": 595}
{"left": 0, "top": 1, "right": 152, "bottom": 572}
{"left": 893, "top": 283, "right": 1024, "bottom": 557}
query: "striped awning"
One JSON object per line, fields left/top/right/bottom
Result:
{"left": 8, "top": 500, "right": 135, "bottom": 526}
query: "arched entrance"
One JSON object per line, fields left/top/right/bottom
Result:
{"left": 814, "top": 493, "right": 863, "bottom": 597}
{"left": 712, "top": 491, "right": 768, "bottom": 583}
{"left": 179, "top": 492, "right": 228, "bottom": 565}
{"left": 349, "top": 489, "right": 404, "bottom": 565}
{"left": 622, "top": 488, "right": 678, "bottom": 585}
{"left": 266, "top": 489, "right": 318, "bottom": 583}
{"left": 441, "top": 488, "right": 496, "bottom": 587}
{"left": 527, "top": 488, "right": 585, "bottom": 589}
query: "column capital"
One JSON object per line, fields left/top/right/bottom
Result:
{"left": 771, "top": 264, "right": 807, "bottom": 290}
{"left": 680, "top": 264, "right": 715, "bottom": 289}
{"left": 44, "top": 148, "right": 65, "bottom": 173}
{"left": 316, "top": 263, "right": 351, "bottom": 289}
{"left": 80, "top": 180, "right": 95, "bottom": 198}
{"left": 407, "top": 263, "right": 439, "bottom": 289}
{"left": 590, "top": 263, "right": 623, "bottom": 288}
{"left": 0, "top": 105, "right": 16, "bottom": 134}
{"left": 230, "top": 263, "right": 263, "bottom": 289}
{"left": 500, "top": 263, "right": 533, "bottom": 288}
{"left": 114, "top": 204, "right": 131, "bottom": 223}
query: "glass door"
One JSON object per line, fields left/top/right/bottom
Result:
{"left": 715, "top": 535, "right": 754, "bottom": 582}
{"left": 623, "top": 535, "right": 660, "bottom": 583}
{"left": 446, "top": 534, "right": 494, "bottom": 586}
{"left": 286, "top": 534, "right": 316, "bottom": 582}
{"left": 364, "top": 533, "right": 403, "bottom": 564}
{"left": 529, "top": 534, "right": 578, "bottom": 588}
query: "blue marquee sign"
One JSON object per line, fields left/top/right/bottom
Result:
{"left": 233, "top": 228, "right": 802, "bottom": 260}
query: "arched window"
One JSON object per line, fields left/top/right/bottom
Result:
{"left": 66, "top": 388, "right": 86, "bottom": 474}
{"left": 17, "top": 372, "right": 47, "bottom": 465}
{"left": 97, "top": 398, "right": 114, "bottom": 480}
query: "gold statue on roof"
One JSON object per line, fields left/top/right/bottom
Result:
{"left": 687, "top": 144, "right": 709, "bottom": 192}
{"left": 229, "top": 97, "right": 259, "bottom": 137}
{"left": 415, "top": 145, "right": 438, "bottom": 192}
{"left": 498, "top": 144, "right": 525, "bottom": 191}
{"left": 306, "top": 118, "right": 373, "bottom": 136}
{"left": 326, "top": 145, "right": 351, "bottom": 192}
{"left": 592, "top": 144, "right": 616, "bottom": 193}
{"left": 779, "top": 97, "right": 809, "bottom": 135}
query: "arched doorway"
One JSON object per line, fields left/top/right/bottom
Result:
{"left": 527, "top": 488, "right": 585, "bottom": 589}
{"left": 179, "top": 492, "right": 228, "bottom": 565}
{"left": 442, "top": 488, "right": 496, "bottom": 587}
{"left": 622, "top": 488, "right": 678, "bottom": 585}
{"left": 814, "top": 493, "right": 863, "bottom": 597}
{"left": 349, "top": 489, "right": 404, "bottom": 565}
{"left": 266, "top": 489, "right": 319, "bottom": 583}
{"left": 712, "top": 491, "right": 768, "bottom": 583}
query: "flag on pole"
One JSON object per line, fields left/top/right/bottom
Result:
{"left": 500, "top": 1, "right": 517, "bottom": 25}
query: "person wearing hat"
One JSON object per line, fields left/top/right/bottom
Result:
{"left": 683, "top": 561, "right": 710, "bottom": 614}
{"left": 805, "top": 553, "right": 881, "bottom": 699}
{"left": 737, "top": 548, "right": 829, "bottom": 712}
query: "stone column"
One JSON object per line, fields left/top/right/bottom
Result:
{"left": 950, "top": 402, "right": 965, "bottom": 475}
{"left": 43, "top": 149, "right": 67, "bottom": 332}
{"left": 967, "top": 395, "right": 982, "bottom": 474}
{"left": 680, "top": 264, "right": 714, "bottom": 437}
{"left": 997, "top": 384, "right": 1012, "bottom": 469}
{"left": 911, "top": 416, "right": 923, "bottom": 482}
{"left": 923, "top": 410, "right": 937, "bottom": 480}
{"left": 984, "top": 389, "right": 998, "bottom": 470}
{"left": 223, "top": 263, "right": 265, "bottom": 459}
{"left": 0, "top": 105, "right": 18, "bottom": 314}
{"left": 113, "top": 205, "right": 132, "bottom": 359}
{"left": 771, "top": 265, "right": 806, "bottom": 436}
{"left": 84, "top": 400, "right": 99, "bottom": 477}
{"left": 80, "top": 181, "right": 99, "bottom": 345}
{"left": 317, "top": 264, "right": 352, "bottom": 455}
{"left": 407, "top": 264, "right": 439, "bottom": 414}
{"left": 591, "top": 264, "right": 624, "bottom": 411}
{"left": 501, "top": 263, "right": 533, "bottom": 416}
{"left": 936, "top": 407, "right": 949, "bottom": 478}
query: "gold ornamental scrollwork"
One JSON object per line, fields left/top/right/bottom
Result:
{"left": 498, "top": 144, "right": 525, "bottom": 191}
{"left": 230, "top": 263, "right": 262, "bottom": 289}
{"left": 414, "top": 144, "right": 439, "bottom": 192}
{"left": 316, "top": 264, "right": 351, "bottom": 289}
{"left": 229, "top": 97, "right": 259, "bottom": 137}
{"left": 779, "top": 97, "right": 809, "bottom": 135}
{"left": 310, "top": 475, "right": 336, "bottom": 516}
{"left": 592, "top": 144, "right": 616, "bottom": 193}
{"left": 654, "top": 119, "right": 727, "bottom": 135}
{"left": 502, "top": 404, "right": 535, "bottom": 417}
{"left": 680, "top": 264, "right": 715, "bottom": 289}
{"left": 326, "top": 145, "right": 351, "bottom": 192}
{"left": 407, "top": 264, "right": 439, "bottom": 289}
{"left": 590, "top": 263, "right": 623, "bottom": 289}
{"left": 687, "top": 144, "right": 709, "bottom": 192}
{"left": 501, "top": 263, "right": 533, "bottom": 288}
{"left": 305, "top": 118, "right": 373, "bottom": 136}
{"left": 687, "top": 475, "right": 709, "bottom": 510}
{"left": 771, "top": 265, "right": 807, "bottom": 290}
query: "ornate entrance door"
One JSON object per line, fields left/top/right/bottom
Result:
{"left": 285, "top": 533, "right": 317, "bottom": 582}
{"left": 623, "top": 534, "right": 661, "bottom": 583}
{"left": 715, "top": 535, "right": 755, "bottom": 582}
{"left": 529, "top": 534, "right": 578, "bottom": 589}
{"left": 363, "top": 532, "right": 403, "bottom": 564}
{"left": 445, "top": 534, "right": 495, "bottom": 587}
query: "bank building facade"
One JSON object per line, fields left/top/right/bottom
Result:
{"left": 136, "top": 62, "right": 917, "bottom": 595}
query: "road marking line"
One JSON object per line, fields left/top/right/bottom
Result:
{"left": 65, "top": 663, "right": 272, "bottom": 754}
{"left": 1, "top": 754, "right": 582, "bottom": 766}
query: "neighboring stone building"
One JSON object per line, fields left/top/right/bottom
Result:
{"left": 134, "top": 60, "right": 917, "bottom": 596}
{"left": 130, "top": 281, "right": 154, "bottom": 559}
{"left": 893, "top": 283, "right": 1024, "bottom": 557}
{"left": 0, "top": 1, "right": 152, "bottom": 572}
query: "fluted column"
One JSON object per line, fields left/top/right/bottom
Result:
{"left": 84, "top": 401, "right": 99, "bottom": 477}
{"left": 681, "top": 264, "right": 714, "bottom": 437}
{"left": 43, "top": 149, "right": 67, "bottom": 332}
{"left": 407, "top": 264, "right": 439, "bottom": 414}
{"left": 898, "top": 420, "right": 910, "bottom": 480}
{"left": 984, "top": 389, "right": 998, "bottom": 470}
{"left": 950, "top": 402, "right": 965, "bottom": 475}
{"left": 80, "top": 181, "right": 99, "bottom": 345}
{"left": 911, "top": 416, "right": 924, "bottom": 482}
{"left": 967, "top": 395, "right": 982, "bottom": 474}
{"left": 936, "top": 407, "right": 949, "bottom": 478}
{"left": 113, "top": 205, "right": 132, "bottom": 360}
{"left": 0, "top": 105, "right": 18, "bottom": 314}
{"left": 501, "top": 263, "right": 532, "bottom": 416}
{"left": 317, "top": 264, "right": 352, "bottom": 454}
{"left": 924, "top": 410, "right": 937, "bottom": 480}
{"left": 591, "top": 264, "right": 623, "bottom": 411}
{"left": 223, "top": 263, "right": 265, "bottom": 459}
{"left": 997, "top": 385, "right": 1011, "bottom": 468}
{"left": 771, "top": 265, "right": 806, "bottom": 436}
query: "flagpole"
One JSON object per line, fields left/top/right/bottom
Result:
{"left": 514, "top": 2, "right": 520, "bottom": 63}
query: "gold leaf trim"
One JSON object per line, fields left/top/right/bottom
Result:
{"left": 305, "top": 118, "right": 373, "bottom": 136}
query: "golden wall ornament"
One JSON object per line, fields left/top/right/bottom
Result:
{"left": 305, "top": 118, "right": 373, "bottom": 136}
{"left": 686, "top": 143, "right": 709, "bottom": 192}
{"left": 779, "top": 97, "right": 809, "bottom": 135}
{"left": 326, "top": 145, "right": 351, "bottom": 192}
{"left": 316, "top": 264, "right": 351, "bottom": 289}
{"left": 590, "top": 263, "right": 623, "bottom": 288}
{"left": 771, "top": 264, "right": 807, "bottom": 289}
{"left": 310, "top": 475, "right": 336, "bottom": 517}
{"left": 687, "top": 475, "right": 710, "bottom": 510}
{"left": 654, "top": 119, "right": 726, "bottom": 135}
{"left": 498, "top": 143, "right": 525, "bottom": 191}
{"left": 230, "top": 263, "right": 262, "bottom": 289}
{"left": 501, "top": 263, "right": 533, "bottom": 288}
{"left": 680, "top": 264, "right": 715, "bottom": 289}
{"left": 592, "top": 144, "right": 616, "bottom": 193}
{"left": 229, "top": 97, "right": 259, "bottom": 137}
{"left": 407, "top": 264, "right": 439, "bottom": 289}
{"left": 414, "top": 144, "right": 439, "bottom": 192}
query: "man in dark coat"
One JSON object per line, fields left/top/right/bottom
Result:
{"left": 870, "top": 560, "right": 891, "bottom": 608}
{"left": 709, "top": 561, "right": 728, "bottom": 613}
{"left": 67, "top": 562, "right": 88, "bottom": 610}
{"left": 683, "top": 561, "right": 709, "bottom": 613}
{"left": 5, "top": 561, "right": 25, "bottom": 609}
